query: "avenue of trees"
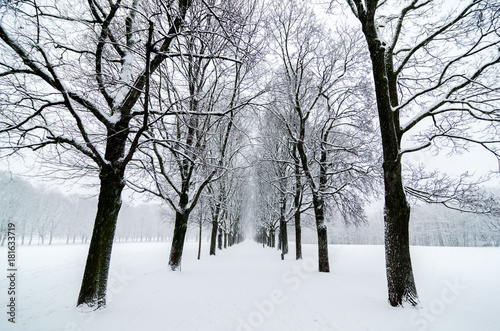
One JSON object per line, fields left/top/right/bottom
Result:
{"left": 1, "top": 0, "right": 499, "bottom": 310}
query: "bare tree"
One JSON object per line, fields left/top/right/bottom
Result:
{"left": 254, "top": 163, "right": 281, "bottom": 249}
{"left": 207, "top": 154, "right": 248, "bottom": 254}
{"left": 343, "top": 0, "right": 500, "bottom": 306}
{"left": 267, "top": 0, "right": 377, "bottom": 272}
{"left": 0, "top": 0, "right": 194, "bottom": 309}
{"left": 128, "top": 0, "right": 262, "bottom": 269}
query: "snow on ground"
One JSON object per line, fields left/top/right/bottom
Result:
{"left": 1, "top": 241, "right": 499, "bottom": 331}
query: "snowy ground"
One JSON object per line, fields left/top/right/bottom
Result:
{"left": 1, "top": 241, "right": 499, "bottom": 331}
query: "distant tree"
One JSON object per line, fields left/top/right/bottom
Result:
{"left": 0, "top": 174, "right": 27, "bottom": 246}
{"left": 190, "top": 195, "right": 210, "bottom": 259}
{"left": 267, "top": 0, "right": 377, "bottom": 271}
{"left": 253, "top": 138, "right": 295, "bottom": 252}
{"left": 257, "top": 109, "right": 292, "bottom": 257}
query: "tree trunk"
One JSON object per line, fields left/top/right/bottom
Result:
{"left": 217, "top": 228, "right": 223, "bottom": 250}
{"left": 313, "top": 195, "right": 329, "bottom": 272}
{"left": 294, "top": 207, "right": 302, "bottom": 259}
{"left": 294, "top": 151, "right": 302, "bottom": 260}
{"left": 210, "top": 220, "right": 218, "bottom": 255}
{"left": 359, "top": 10, "right": 418, "bottom": 306}
{"left": 197, "top": 220, "right": 202, "bottom": 260}
{"left": 77, "top": 169, "right": 124, "bottom": 309}
{"left": 296, "top": 137, "right": 330, "bottom": 272}
{"left": 384, "top": 160, "right": 417, "bottom": 306}
{"left": 209, "top": 201, "right": 221, "bottom": 255}
{"left": 168, "top": 210, "right": 190, "bottom": 270}
{"left": 278, "top": 230, "right": 282, "bottom": 250}
{"left": 279, "top": 198, "right": 289, "bottom": 257}
{"left": 282, "top": 223, "right": 288, "bottom": 254}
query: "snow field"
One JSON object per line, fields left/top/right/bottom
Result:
{"left": 1, "top": 241, "right": 499, "bottom": 331}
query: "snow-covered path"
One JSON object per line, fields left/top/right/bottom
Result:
{"left": 1, "top": 241, "right": 499, "bottom": 331}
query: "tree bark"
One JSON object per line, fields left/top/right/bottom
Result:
{"left": 77, "top": 167, "right": 124, "bottom": 308}
{"left": 282, "top": 222, "right": 288, "bottom": 254}
{"left": 209, "top": 201, "right": 221, "bottom": 255}
{"left": 279, "top": 198, "right": 289, "bottom": 256}
{"left": 217, "top": 228, "right": 223, "bottom": 250}
{"left": 294, "top": 148, "right": 302, "bottom": 260}
{"left": 294, "top": 209, "right": 302, "bottom": 260}
{"left": 296, "top": 138, "right": 330, "bottom": 272}
{"left": 313, "top": 195, "right": 330, "bottom": 272}
{"left": 355, "top": 4, "right": 418, "bottom": 306}
{"left": 209, "top": 220, "right": 218, "bottom": 255}
{"left": 168, "top": 209, "right": 190, "bottom": 270}
{"left": 197, "top": 218, "right": 202, "bottom": 260}
{"left": 383, "top": 159, "right": 417, "bottom": 306}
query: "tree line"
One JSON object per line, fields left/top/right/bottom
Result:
{"left": 0, "top": 172, "right": 247, "bottom": 248}
{"left": 2, "top": 171, "right": 497, "bottom": 248}
{"left": 1, "top": 0, "right": 499, "bottom": 310}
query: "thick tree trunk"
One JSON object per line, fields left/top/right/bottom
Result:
{"left": 293, "top": 145, "right": 302, "bottom": 260}
{"left": 77, "top": 169, "right": 124, "bottom": 309}
{"left": 278, "top": 231, "right": 282, "bottom": 250}
{"left": 209, "top": 202, "right": 221, "bottom": 255}
{"left": 279, "top": 199, "right": 289, "bottom": 257}
{"left": 313, "top": 196, "right": 330, "bottom": 272}
{"left": 282, "top": 223, "right": 288, "bottom": 254}
{"left": 217, "top": 228, "right": 223, "bottom": 250}
{"left": 294, "top": 153, "right": 302, "bottom": 260}
{"left": 209, "top": 221, "right": 218, "bottom": 255}
{"left": 296, "top": 137, "right": 330, "bottom": 272}
{"left": 384, "top": 159, "right": 417, "bottom": 306}
{"left": 168, "top": 210, "right": 190, "bottom": 270}
{"left": 278, "top": 221, "right": 288, "bottom": 254}
{"left": 294, "top": 209, "right": 302, "bottom": 260}
{"left": 358, "top": 10, "right": 418, "bottom": 306}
